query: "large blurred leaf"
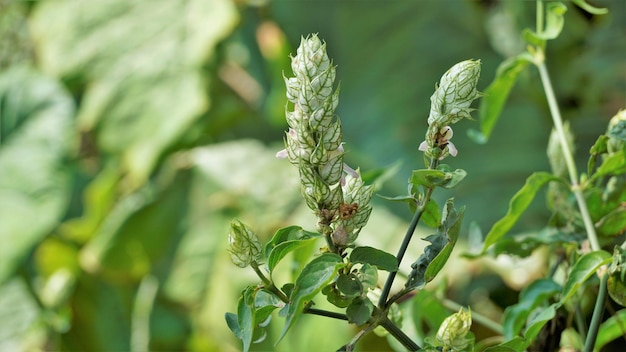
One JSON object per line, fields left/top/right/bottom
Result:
{"left": 0, "top": 67, "right": 74, "bottom": 285}
{"left": 0, "top": 279, "right": 45, "bottom": 351}
{"left": 30, "top": 0, "right": 238, "bottom": 185}
{"left": 80, "top": 170, "right": 191, "bottom": 281}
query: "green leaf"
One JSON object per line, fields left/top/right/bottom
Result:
{"left": 541, "top": 2, "right": 567, "bottom": 40}
{"left": 571, "top": 0, "right": 608, "bottom": 15}
{"left": 264, "top": 226, "right": 322, "bottom": 272}
{"left": 410, "top": 169, "right": 449, "bottom": 189}
{"left": 336, "top": 274, "right": 363, "bottom": 298}
{"left": 350, "top": 246, "right": 398, "bottom": 272}
{"left": 470, "top": 54, "right": 532, "bottom": 143}
{"left": 236, "top": 287, "right": 256, "bottom": 352}
{"left": 502, "top": 279, "right": 561, "bottom": 339}
{"left": 421, "top": 199, "right": 441, "bottom": 228}
{"left": 522, "top": 2, "right": 567, "bottom": 45}
{"left": 587, "top": 135, "right": 609, "bottom": 177}
{"left": 356, "top": 264, "right": 378, "bottom": 291}
{"left": 378, "top": 194, "right": 419, "bottom": 213}
{"left": 561, "top": 250, "right": 612, "bottom": 304}
{"left": 607, "top": 274, "right": 626, "bottom": 306}
{"left": 590, "top": 150, "right": 626, "bottom": 182}
{"left": 440, "top": 169, "right": 467, "bottom": 189}
{"left": 595, "top": 309, "right": 626, "bottom": 350}
{"left": 346, "top": 297, "right": 374, "bottom": 326}
{"left": 523, "top": 303, "right": 557, "bottom": 344}
{"left": 30, "top": 0, "right": 238, "bottom": 185}
{"left": 0, "top": 67, "right": 74, "bottom": 285}
{"left": 484, "top": 338, "right": 525, "bottom": 352}
{"left": 405, "top": 199, "right": 463, "bottom": 290}
{"left": 279, "top": 253, "right": 345, "bottom": 342}
{"left": 596, "top": 205, "right": 626, "bottom": 237}
{"left": 481, "top": 172, "right": 563, "bottom": 253}
{"left": 225, "top": 312, "right": 241, "bottom": 338}
{"left": 409, "top": 169, "right": 467, "bottom": 190}
{"left": 423, "top": 202, "right": 464, "bottom": 282}
{"left": 80, "top": 170, "right": 191, "bottom": 281}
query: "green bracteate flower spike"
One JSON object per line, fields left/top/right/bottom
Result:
{"left": 276, "top": 34, "right": 373, "bottom": 251}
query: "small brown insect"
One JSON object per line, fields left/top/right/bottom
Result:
{"left": 339, "top": 202, "right": 359, "bottom": 220}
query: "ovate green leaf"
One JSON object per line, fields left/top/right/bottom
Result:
{"left": 350, "top": 246, "right": 398, "bottom": 272}
{"left": 596, "top": 205, "right": 626, "bottom": 237}
{"left": 410, "top": 169, "right": 449, "bottom": 189}
{"left": 346, "top": 297, "right": 374, "bottom": 326}
{"left": 481, "top": 172, "right": 563, "bottom": 253}
{"left": 264, "top": 226, "right": 322, "bottom": 272}
{"left": 279, "top": 253, "right": 344, "bottom": 342}
{"left": 561, "top": 251, "right": 612, "bottom": 304}
{"left": 590, "top": 150, "right": 626, "bottom": 182}
{"left": 0, "top": 68, "right": 74, "bottom": 285}
{"left": 236, "top": 287, "right": 256, "bottom": 352}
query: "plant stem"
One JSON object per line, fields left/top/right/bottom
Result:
{"left": 583, "top": 273, "right": 607, "bottom": 352}
{"left": 380, "top": 315, "right": 421, "bottom": 351}
{"left": 536, "top": 59, "right": 601, "bottom": 252}
{"left": 379, "top": 158, "right": 439, "bottom": 308}
{"left": 251, "top": 262, "right": 290, "bottom": 303}
{"left": 304, "top": 307, "right": 349, "bottom": 321}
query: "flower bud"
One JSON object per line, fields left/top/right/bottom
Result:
{"left": 436, "top": 308, "right": 472, "bottom": 351}
{"left": 607, "top": 109, "right": 626, "bottom": 154}
{"left": 228, "top": 219, "right": 262, "bottom": 268}
{"left": 419, "top": 60, "right": 481, "bottom": 161}
{"left": 428, "top": 60, "right": 481, "bottom": 126}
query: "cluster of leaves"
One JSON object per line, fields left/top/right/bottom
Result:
{"left": 226, "top": 175, "right": 469, "bottom": 351}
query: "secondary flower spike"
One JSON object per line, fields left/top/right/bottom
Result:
{"left": 419, "top": 60, "right": 481, "bottom": 161}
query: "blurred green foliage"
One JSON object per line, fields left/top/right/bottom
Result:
{"left": 0, "top": 0, "right": 624, "bottom": 351}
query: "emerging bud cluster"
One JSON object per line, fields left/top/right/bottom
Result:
{"left": 419, "top": 60, "right": 482, "bottom": 160}
{"left": 277, "top": 34, "right": 373, "bottom": 249}
{"left": 228, "top": 219, "right": 262, "bottom": 268}
{"left": 436, "top": 307, "right": 473, "bottom": 351}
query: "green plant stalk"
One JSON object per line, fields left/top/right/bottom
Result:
{"left": 251, "top": 262, "right": 290, "bottom": 303}
{"left": 304, "top": 307, "right": 349, "bottom": 321}
{"left": 535, "top": 59, "right": 601, "bottom": 252}
{"left": 379, "top": 158, "right": 439, "bottom": 308}
{"left": 583, "top": 273, "right": 607, "bottom": 352}
{"left": 131, "top": 275, "right": 158, "bottom": 352}
{"left": 379, "top": 315, "right": 421, "bottom": 351}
